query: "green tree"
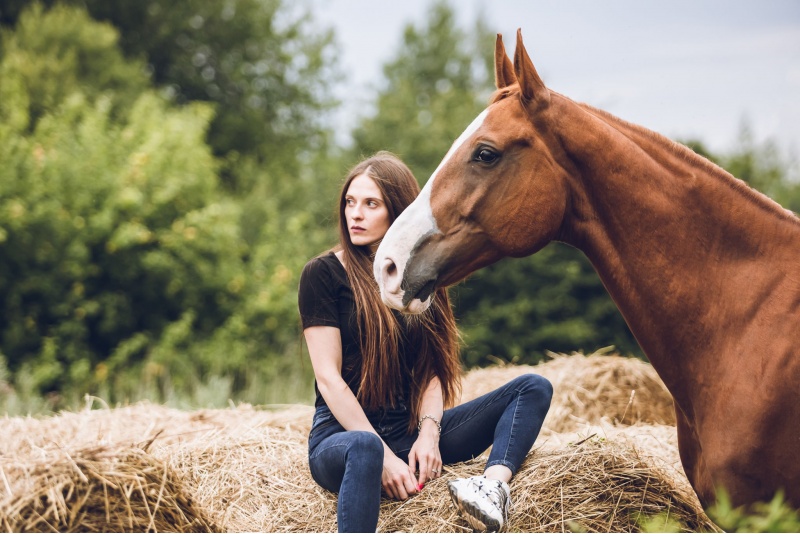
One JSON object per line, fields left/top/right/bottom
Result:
{"left": 0, "top": 5, "right": 249, "bottom": 405}
{"left": 3, "top": 0, "right": 339, "bottom": 188}
{"left": 350, "top": 0, "right": 494, "bottom": 184}
{"left": 0, "top": 2, "right": 344, "bottom": 413}
{"left": 0, "top": 3, "right": 148, "bottom": 132}
{"left": 453, "top": 246, "right": 641, "bottom": 367}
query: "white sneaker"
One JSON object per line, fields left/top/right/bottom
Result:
{"left": 447, "top": 475, "right": 511, "bottom": 532}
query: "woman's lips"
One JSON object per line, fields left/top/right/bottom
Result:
{"left": 351, "top": 226, "right": 366, "bottom": 233}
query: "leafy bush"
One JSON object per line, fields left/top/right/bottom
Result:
{"left": 708, "top": 490, "right": 800, "bottom": 533}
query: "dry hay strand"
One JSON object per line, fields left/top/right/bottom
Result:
{"left": 0, "top": 400, "right": 313, "bottom": 459}
{"left": 0, "top": 402, "right": 313, "bottom": 532}
{"left": 0, "top": 406, "right": 715, "bottom": 533}
{"left": 158, "top": 422, "right": 714, "bottom": 532}
{"left": 161, "top": 424, "right": 336, "bottom": 532}
{"left": 504, "top": 436, "right": 717, "bottom": 533}
{"left": 371, "top": 436, "right": 716, "bottom": 533}
{"left": 461, "top": 350, "right": 676, "bottom": 434}
{"left": 539, "top": 423, "right": 688, "bottom": 497}
{"left": 1, "top": 443, "right": 216, "bottom": 533}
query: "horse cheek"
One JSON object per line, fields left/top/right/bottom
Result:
{"left": 499, "top": 178, "right": 566, "bottom": 257}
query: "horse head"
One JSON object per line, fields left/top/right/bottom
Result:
{"left": 374, "top": 30, "right": 571, "bottom": 313}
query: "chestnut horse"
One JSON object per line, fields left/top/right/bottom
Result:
{"left": 373, "top": 30, "right": 800, "bottom": 509}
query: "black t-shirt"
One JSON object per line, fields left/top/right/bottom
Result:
{"left": 298, "top": 252, "right": 414, "bottom": 411}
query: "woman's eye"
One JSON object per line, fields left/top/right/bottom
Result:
{"left": 475, "top": 148, "right": 498, "bottom": 163}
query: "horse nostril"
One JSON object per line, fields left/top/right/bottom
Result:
{"left": 381, "top": 257, "right": 400, "bottom": 294}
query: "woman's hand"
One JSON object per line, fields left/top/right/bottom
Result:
{"left": 382, "top": 449, "right": 419, "bottom": 500}
{"left": 408, "top": 421, "right": 442, "bottom": 488}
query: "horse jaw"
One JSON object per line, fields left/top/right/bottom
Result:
{"left": 374, "top": 109, "right": 489, "bottom": 313}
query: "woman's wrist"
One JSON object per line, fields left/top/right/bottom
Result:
{"left": 417, "top": 414, "right": 442, "bottom": 435}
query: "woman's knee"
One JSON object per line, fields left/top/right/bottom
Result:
{"left": 518, "top": 373, "right": 554, "bottom": 404}
{"left": 346, "top": 431, "right": 384, "bottom": 467}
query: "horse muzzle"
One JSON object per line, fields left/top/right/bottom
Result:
{"left": 375, "top": 255, "right": 435, "bottom": 314}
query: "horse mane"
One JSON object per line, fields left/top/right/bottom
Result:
{"left": 489, "top": 86, "right": 799, "bottom": 225}
{"left": 579, "top": 101, "right": 799, "bottom": 225}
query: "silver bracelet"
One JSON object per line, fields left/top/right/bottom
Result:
{"left": 417, "top": 414, "right": 442, "bottom": 434}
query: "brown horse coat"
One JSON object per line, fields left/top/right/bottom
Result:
{"left": 374, "top": 31, "right": 800, "bottom": 509}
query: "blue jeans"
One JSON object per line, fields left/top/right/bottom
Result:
{"left": 308, "top": 374, "right": 553, "bottom": 533}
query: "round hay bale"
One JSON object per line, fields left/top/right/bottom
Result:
{"left": 0, "top": 444, "right": 216, "bottom": 532}
{"left": 158, "top": 422, "right": 715, "bottom": 533}
{"left": 375, "top": 435, "right": 716, "bottom": 532}
{"left": 0, "top": 352, "right": 706, "bottom": 532}
{"left": 161, "top": 424, "right": 336, "bottom": 532}
{"left": 501, "top": 436, "right": 716, "bottom": 533}
{"left": 461, "top": 351, "right": 676, "bottom": 434}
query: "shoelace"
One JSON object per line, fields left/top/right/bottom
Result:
{"left": 471, "top": 478, "right": 507, "bottom": 512}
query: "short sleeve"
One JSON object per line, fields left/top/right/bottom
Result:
{"left": 298, "top": 257, "right": 341, "bottom": 330}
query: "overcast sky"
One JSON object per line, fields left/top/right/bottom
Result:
{"left": 312, "top": 0, "right": 800, "bottom": 161}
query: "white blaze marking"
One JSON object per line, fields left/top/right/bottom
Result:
{"left": 375, "top": 109, "right": 488, "bottom": 305}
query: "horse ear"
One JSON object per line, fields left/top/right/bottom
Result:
{"left": 494, "top": 34, "right": 516, "bottom": 89}
{"left": 513, "top": 29, "right": 549, "bottom": 105}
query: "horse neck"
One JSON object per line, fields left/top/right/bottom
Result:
{"left": 553, "top": 96, "right": 799, "bottom": 387}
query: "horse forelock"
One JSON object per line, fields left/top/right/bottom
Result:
{"left": 490, "top": 86, "right": 517, "bottom": 104}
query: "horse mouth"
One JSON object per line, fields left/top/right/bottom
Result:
{"left": 401, "top": 277, "right": 437, "bottom": 309}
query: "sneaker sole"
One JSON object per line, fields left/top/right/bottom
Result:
{"left": 447, "top": 482, "right": 502, "bottom": 532}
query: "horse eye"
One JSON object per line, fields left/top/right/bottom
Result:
{"left": 474, "top": 148, "right": 498, "bottom": 164}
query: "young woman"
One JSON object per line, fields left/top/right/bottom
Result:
{"left": 298, "top": 152, "right": 553, "bottom": 533}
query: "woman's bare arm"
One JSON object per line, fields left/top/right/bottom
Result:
{"left": 304, "top": 325, "right": 419, "bottom": 499}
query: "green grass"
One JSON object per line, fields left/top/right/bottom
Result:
{"left": 637, "top": 490, "right": 800, "bottom": 533}
{"left": 1, "top": 358, "right": 317, "bottom": 417}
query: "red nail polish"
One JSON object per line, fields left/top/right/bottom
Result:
{"left": 418, "top": 484, "right": 424, "bottom": 491}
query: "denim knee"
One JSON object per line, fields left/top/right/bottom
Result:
{"left": 347, "top": 431, "right": 384, "bottom": 468}
{"left": 519, "top": 373, "right": 554, "bottom": 405}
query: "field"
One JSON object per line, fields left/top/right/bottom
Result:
{"left": 0, "top": 352, "right": 720, "bottom": 532}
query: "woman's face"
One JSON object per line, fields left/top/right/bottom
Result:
{"left": 344, "top": 173, "right": 391, "bottom": 251}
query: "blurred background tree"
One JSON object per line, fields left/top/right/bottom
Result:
{"left": 0, "top": 0, "right": 797, "bottom": 414}
{"left": 349, "top": 1, "right": 495, "bottom": 182}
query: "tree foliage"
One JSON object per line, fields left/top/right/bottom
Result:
{"left": 0, "top": 6, "right": 237, "bottom": 391}
{"left": 350, "top": 0, "right": 494, "bottom": 184}
{"left": 1, "top": 0, "right": 798, "bottom": 414}
{"left": 88, "top": 0, "right": 338, "bottom": 177}
{"left": 0, "top": 2, "right": 334, "bottom": 411}
{"left": 2, "top": 0, "right": 340, "bottom": 191}
{"left": 0, "top": 3, "right": 148, "bottom": 132}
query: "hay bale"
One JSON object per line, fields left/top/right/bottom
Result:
{"left": 158, "top": 424, "right": 716, "bottom": 533}
{"left": 161, "top": 424, "right": 335, "bottom": 532}
{"left": 375, "top": 436, "right": 717, "bottom": 533}
{"left": 0, "top": 401, "right": 313, "bottom": 458}
{"left": 504, "top": 436, "right": 715, "bottom": 533}
{"left": 461, "top": 351, "right": 676, "bottom": 434}
{"left": 0, "top": 354, "right": 712, "bottom": 532}
{"left": 0, "top": 402, "right": 314, "bottom": 532}
{"left": 1, "top": 444, "right": 216, "bottom": 532}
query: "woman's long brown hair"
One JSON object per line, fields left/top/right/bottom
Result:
{"left": 337, "top": 152, "right": 461, "bottom": 432}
